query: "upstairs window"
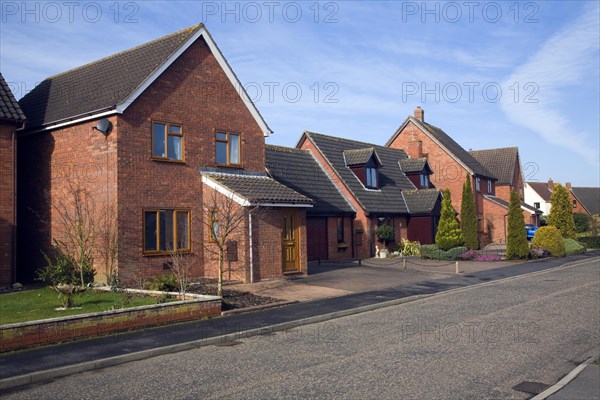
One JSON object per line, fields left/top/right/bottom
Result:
{"left": 420, "top": 173, "right": 429, "bottom": 188}
{"left": 366, "top": 167, "right": 378, "bottom": 189}
{"left": 152, "top": 122, "right": 183, "bottom": 161}
{"left": 216, "top": 132, "right": 241, "bottom": 166}
{"left": 475, "top": 177, "right": 481, "bottom": 192}
{"left": 487, "top": 180, "right": 493, "bottom": 194}
{"left": 144, "top": 209, "right": 190, "bottom": 254}
{"left": 573, "top": 200, "right": 577, "bottom": 208}
{"left": 534, "top": 202, "right": 540, "bottom": 209}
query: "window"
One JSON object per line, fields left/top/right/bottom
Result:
{"left": 420, "top": 173, "right": 429, "bottom": 188}
{"left": 366, "top": 167, "right": 378, "bottom": 189}
{"left": 210, "top": 210, "right": 219, "bottom": 241}
{"left": 573, "top": 200, "right": 577, "bottom": 208}
{"left": 475, "top": 177, "right": 481, "bottom": 192}
{"left": 487, "top": 180, "right": 492, "bottom": 194}
{"left": 144, "top": 209, "right": 190, "bottom": 254}
{"left": 337, "top": 218, "right": 345, "bottom": 243}
{"left": 216, "top": 132, "right": 241, "bottom": 166}
{"left": 152, "top": 122, "right": 183, "bottom": 161}
{"left": 534, "top": 202, "right": 540, "bottom": 209}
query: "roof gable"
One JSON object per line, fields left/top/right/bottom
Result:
{"left": 527, "top": 182, "right": 552, "bottom": 201}
{"left": 266, "top": 145, "right": 355, "bottom": 215}
{"left": 18, "top": 24, "right": 271, "bottom": 136}
{"left": 387, "top": 116, "right": 496, "bottom": 179}
{"left": 399, "top": 157, "right": 430, "bottom": 174}
{"left": 469, "top": 147, "right": 519, "bottom": 185}
{"left": 0, "top": 73, "right": 26, "bottom": 122}
{"left": 343, "top": 147, "right": 383, "bottom": 167}
{"left": 404, "top": 189, "right": 442, "bottom": 214}
{"left": 300, "top": 131, "right": 415, "bottom": 214}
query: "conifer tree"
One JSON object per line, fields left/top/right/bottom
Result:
{"left": 460, "top": 175, "right": 479, "bottom": 249}
{"left": 435, "top": 189, "right": 464, "bottom": 250}
{"left": 547, "top": 183, "right": 576, "bottom": 239}
{"left": 506, "top": 190, "right": 529, "bottom": 259}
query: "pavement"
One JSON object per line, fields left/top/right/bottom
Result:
{"left": 0, "top": 251, "right": 598, "bottom": 395}
{"left": 544, "top": 363, "right": 600, "bottom": 400}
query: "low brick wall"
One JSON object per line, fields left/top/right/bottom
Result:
{"left": 0, "top": 295, "right": 221, "bottom": 353}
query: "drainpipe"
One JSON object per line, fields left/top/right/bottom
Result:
{"left": 12, "top": 119, "right": 25, "bottom": 284}
{"left": 503, "top": 213, "right": 509, "bottom": 244}
{"left": 248, "top": 212, "right": 254, "bottom": 283}
{"left": 350, "top": 216, "right": 355, "bottom": 259}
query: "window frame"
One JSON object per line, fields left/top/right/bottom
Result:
{"left": 151, "top": 121, "right": 184, "bottom": 162}
{"left": 143, "top": 209, "right": 191, "bottom": 255}
{"left": 475, "top": 177, "right": 481, "bottom": 192}
{"left": 215, "top": 131, "right": 242, "bottom": 167}
{"left": 572, "top": 200, "right": 577, "bottom": 208}
{"left": 420, "top": 173, "right": 429, "bottom": 189}
{"left": 365, "top": 167, "right": 378, "bottom": 189}
{"left": 209, "top": 210, "right": 220, "bottom": 242}
{"left": 487, "top": 180, "right": 492, "bottom": 194}
{"left": 534, "top": 202, "right": 540, "bottom": 209}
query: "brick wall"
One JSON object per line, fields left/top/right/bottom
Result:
{"left": 326, "top": 216, "right": 352, "bottom": 260}
{"left": 0, "top": 123, "right": 16, "bottom": 285}
{"left": 17, "top": 116, "right": 118, "bottom": 283}
{"left": 0, "top": 297, "right": 221, "bottom": 353}
{"left": 481, "top": 198, "right": 537, "bottom": 244}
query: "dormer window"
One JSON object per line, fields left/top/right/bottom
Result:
{"left": 366, "top": 167, "right": 378, "bottom": 189}
{"left": 420, "top": 173, "right": 429, "bottom": 188}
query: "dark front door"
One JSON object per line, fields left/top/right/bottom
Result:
{"left": 307, "top": 217, "right": 328, "bottom": 261}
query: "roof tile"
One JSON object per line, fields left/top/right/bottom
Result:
{"left": 0, "top": 73, "right": 26, "bottom": 122}
{"left": 469, "top": 147, "right": 518, "bottom": 185}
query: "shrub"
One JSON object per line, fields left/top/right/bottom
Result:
{"left": 460, "top": 175, "right": 479, "bottom": 249}
{"left": 564, "top": 238, "right": 585, "bottom": 254}
{"left": 506, "top": 190, "right": 529, "bottom": 259}
{"left": 573, "top": 213, "right": 591, "bottom": 233}
{"left": 531, "top": 226, "right": 565, "bottom": 257}
{"left": 446, "top": 246, "right": 469, "bottom": 260}
{"left": 578, "top": 236, "right": 600, "bottom": 249}
{"left": 459, "top": 249, "right": 477, "bottom": 261}
{"left": 529, "top": 248, "right": 551, "bottom": 259}
{"left": 147, "top": 274, "right": 179, "bottom": 292}
{"left": 436, "top": 189, "right": 464, "bottom": 250}
{"left": 401, "top": 239, "right": 421, "bottom": 256}
{"left": 375, "top": 224, "right": 395, "bottom": 247}
{"left": 420, "top": 244, "right": 439, "bottom": 259}
{"left": 548, "top": 184, "right": 576, "bottom": 239}
{"left": 474, "top": 254, "right": 501, "bottom": 262}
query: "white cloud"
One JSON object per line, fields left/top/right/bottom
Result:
{"left": 500, "top": 2, "right": 600, "bottom": 168}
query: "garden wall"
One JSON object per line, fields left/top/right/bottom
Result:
{"left": 0, "top": 295, "right": 221, "bottom": 353}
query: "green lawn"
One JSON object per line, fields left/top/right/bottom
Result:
{"left": 0, "top": 288, "right": 170, "bottom": 325}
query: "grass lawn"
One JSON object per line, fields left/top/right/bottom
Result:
{"left": 0, "top": 288, "right": 170, "bottom": 325}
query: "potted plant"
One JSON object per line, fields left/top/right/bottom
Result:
{"left": 375, "top": 224, "right": 394, "bottom": 258}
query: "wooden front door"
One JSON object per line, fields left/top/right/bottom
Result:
{"left": 282, "top": 209, "right": 300, "bottom": 273}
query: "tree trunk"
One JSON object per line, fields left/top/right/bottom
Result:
{"left": 217, "top": 250, "right": 223, "bottom": 298}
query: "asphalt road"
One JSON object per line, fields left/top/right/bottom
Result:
{"left": 5, "top": 258, "right": 599, "bottom": 400}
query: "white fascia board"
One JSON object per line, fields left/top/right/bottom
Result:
{"left": 258, "top": 203, "right": 313, "bottom": 208}
{"left": 20, "top": 109, "right": 120, "bottom": 135}
{"left": 202, "top": 175, "right": 251, "bottom": 206}
{"left": 117, "top": 26, "right": 272, "bottom": 137}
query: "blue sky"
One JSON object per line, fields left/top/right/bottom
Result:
{"left": 1, "top": 0, "right": 599, "bottom": 186}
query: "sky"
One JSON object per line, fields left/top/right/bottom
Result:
{"left": 1, "top": 0, "right": 599, "bottom": 186}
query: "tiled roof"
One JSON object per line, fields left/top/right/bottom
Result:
{"left": 571, "top": 187, "right": 600, "bottom": 215}
{"left": 527, "top": 182, "right": 552, "bottom": 201}
{"left": 343, "top": 147, "right": 382, "bottom": 166}
{"left": 205, "top": 173, "right": 313, "bottom": 206}
{"left": 0, "top": 73, "right": 26, "bottom": 122}
{"left": 266, "top": 145, "right": 354, "bottom": 215}
{"left": 303, "top": 131, "right": 415, "bottom": 214}
{"left": 399, "top": 157, "right": 428, "bottom": 173}
{"left": 469, "top": 147, "right": 518, "bottom": 185}
{"left": 483, "top": 194, "right": 543, "bottom": 214}
{"left": 404, "top": 189, "right": 442, "bottom": 214}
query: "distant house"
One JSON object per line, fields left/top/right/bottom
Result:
{"left": 0, "top": 73, "right": 26, "bottom": 286}
{"left": 569, "top": 186, "right": 600, "bottom": 216}
{"left": 296, "top": 131, "right": 442, "bottom": 259}
{"left": 386, "top": 107, "right": 540, "bottom": 245}
{"left": 17, "top": 24, "right": 311, "bottom": 284}
{"left": 525, "top": 180, "right": 553, "bottom": 216}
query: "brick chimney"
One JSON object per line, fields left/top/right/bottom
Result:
{"left": 408, "top": 140, "right": 423, "bottom": 158}
{"left": 566, "top": 182, "right": 571, "bottom": 190}
{"left": 414, "top": 106, "right": 424, "bottom": 122}
{"left": 548, "top": 179, "right": 554, "bottom": 190}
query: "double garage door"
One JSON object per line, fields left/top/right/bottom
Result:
{"left": 306, "top": 217, "right": 328, "bottom": 261}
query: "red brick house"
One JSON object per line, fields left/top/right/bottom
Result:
{"left": 569, "top": 185, "right": 599, "bottom": 216}
{"left": 294, "top": 132, "right": 442, "bottom": 259}
{"left": 0, "top": 73, "right": 26, "bottom": 286}
{"left": 386, "top": 107, "right": 539, "bottom": 245}
{"left": 17, "top": 24, "right": 311, "bottom": 284}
